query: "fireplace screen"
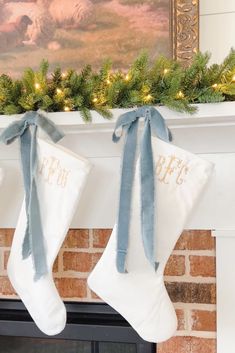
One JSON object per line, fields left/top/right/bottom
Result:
{"left": 0, "top": 300, "right": 155, "bottom": 353}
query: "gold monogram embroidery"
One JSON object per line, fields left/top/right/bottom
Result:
{"left": 38, "top": 156, "right": 71, "bottom": 188}
{"left": 156, "top": 154, "right": 189, "bottom": 185}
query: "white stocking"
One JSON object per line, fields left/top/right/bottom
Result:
{"left": 8, "top": 138, "right": 91, "bottom": 335}
{"left": 88, "top": 137, "right": 213, "bottom": 342}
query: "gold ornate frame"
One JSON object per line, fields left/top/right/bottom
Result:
{"left": 171, "top": 0, "right": 199, "bottom": 65}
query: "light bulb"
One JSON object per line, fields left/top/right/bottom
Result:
{"left": 64, "top": 106, "right": 70, "bottom": 112}
{"left": 212, "top": 83, "right": 218, "bottom": 88}
{"left": 125, "top": 74, "right": 130, "bottom": 81}
{"left": 145, "top": 94, "right": 152, "bottom": 101}
{"left": 163, "top": 68, "right": 169, "bottom": 74}
{"left": 177, "top": 90, "right": 184, "bottom": 98}
{"left": 56, "top": 88, "right": 62, "bottom": 94}
{"left": 35, "top": 83, "right": 40, "bottom": 90}
{"left": 93, "top": 97, "right": 98, "bottom": 103}
{"left": 232, "top": 75, "right": 235, "bottom": 82}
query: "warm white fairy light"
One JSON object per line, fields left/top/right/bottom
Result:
{"left": 92, "top": 97, "right": 98, "bottom": 103}
{"left": 145, "top": 94, "right": 152, "bottom": 101}
{"left": 177, "top": 90, "right": 184, "bottom": 98}
{"left": 64, "top": 106, "right": 70, "bottom": 112}
{"left": 35, "top": 83, "right": 41, "bottom": 90}
{"left": 56, "top": 88, "right": 62, "bottom": 94}
{"left": 125, "top": 74, "right": 130, "bottom": 81}
{"left": 212, "top": 83, "right": 218, "bottom": 88}
{"left": 163, "top": 68, "right": 169, "bottom": 74}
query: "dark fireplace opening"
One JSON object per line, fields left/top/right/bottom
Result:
{"left": 0, "top": 300, "right": 155, "bottom": 353}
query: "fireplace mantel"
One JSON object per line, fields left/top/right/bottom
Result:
{"left": 1, "top": 101, "right": 235, "bottom": 353}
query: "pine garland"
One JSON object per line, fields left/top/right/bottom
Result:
{"left": 1, "top": 49, "right": 235, "bottom": 121}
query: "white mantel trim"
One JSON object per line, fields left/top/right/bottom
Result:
{"left": 212, "top": 230, "right": 235, "bottom": 237}
{"left": 0, "top": 101, "right": 235, "bottom": 133}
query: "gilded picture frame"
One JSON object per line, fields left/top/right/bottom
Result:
{"left": 172, "top": 0, "right": 199, "bottom": 65}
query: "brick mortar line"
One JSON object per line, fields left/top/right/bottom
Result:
{"left": 60, "top": 297, "right": 102, "bottom": 302}
{"left": 164, "top": 275, "right": 216, "bottom": 283}
{"left": 185, "top": 250, "right": 190, "bottom": 276}
{"left": 60, "top": 248, "right": 104, "bottom": 254}
{"left": 53, "top": 272, "right": 89, "bottom": 278}
{"left": 0, "top": 294, "right": 19, "bottom": 299}
{"left": 86, "top": 287, "right": 92, "bottom": 301}
{"left": 173, "top": 303, "right": 216, "bottom": 310}
{"left": 185, "top": 307, "right": 191, "bottom": 332}
{"left": 172, "top": 250, "right": 216, "bottom": 256}
{"left": 175, "top": 331, "right": 216, "bottom": 339}
{"left": 57, "top": 252, "right": 64, "bottom": 274}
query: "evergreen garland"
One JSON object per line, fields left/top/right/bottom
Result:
{"left": 1, "top": 49, "right": 235, "bottom": 121}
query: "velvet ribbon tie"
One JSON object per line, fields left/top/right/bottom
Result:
{"left": 113, "top": 106, "right": 172, "bottom": 273}
{"left": 0, "top": 111, "right": 64, "bottom": 280}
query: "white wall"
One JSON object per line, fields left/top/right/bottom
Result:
{"left": 200, "top": 0, "right": 235, "bottom": 63}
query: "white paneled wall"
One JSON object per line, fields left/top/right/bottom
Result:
{"left": 200, "top": 0, "right": 235, "bottom": 63}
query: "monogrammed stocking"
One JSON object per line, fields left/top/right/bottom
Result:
{"left": 88, "top": 136, "right": 213, "bottom": 342}
{"left": 7, "top": 138, "right": 91, "bottom": 335}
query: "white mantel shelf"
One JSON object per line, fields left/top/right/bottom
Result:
{"left": 1, "top": 101, "right": 235, "bottom": 353}
{"left": 0, "top": 101, "right": 235, "bottom": 131}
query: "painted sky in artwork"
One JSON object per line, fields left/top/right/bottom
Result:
{"left": 0, "top": 0, "right": 171, "bottom": 76}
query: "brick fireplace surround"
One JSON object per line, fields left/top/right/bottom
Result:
{"left": 0, "top": 228, "right": 216, "bottom": 353}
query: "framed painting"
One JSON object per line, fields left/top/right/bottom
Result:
{"left": 0, "top": 0, "right": 199, "bottom": 76}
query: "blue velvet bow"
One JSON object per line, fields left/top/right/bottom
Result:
{"left": 113, "top": 106, "right": 172, "bottom": 273}
{"left": 0, "top": 111, "right": 64, "bottom": 280}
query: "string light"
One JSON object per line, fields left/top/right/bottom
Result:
{"left": 177, "top": 90, "right": 184, "bottom": 99}
{"left": 212, "top": 83, "right": 218, "bottom": 88}
{"left": 106, "top": 79, "right": 111, "bottom": 85}
{"left": 62, "top": 72, "right": 67, "bottom": 78}
{"left": 163, "top": 68, "right": 169, "bottom": 74}
{"left": 145, "top": 94, "right": 152, "bottom": 101}
{"left": 125, "top": 74, "right": 130, "bottom": 81}
{"left": 56, "top": 88, "right": 62, "bottom": 94}
{"left": 34, "top": 83, "right": 40, "bottom": 90}
{"left": 92, "top": 97, "right": 98, "bottom": 103}
{"left": 64, "top": 106, "right": 70, "bottom": 112}
{"left": 232, "top": 75, "right": 235, "bottom": 82}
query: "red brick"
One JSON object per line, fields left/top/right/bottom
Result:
{"left": 93, "top": 229, "right": 112, "bottom": 248}
{"left": 55, "top": 278, "right": 87, "bottom": 298}
{"left": 190, "top": 256, "right": 216, "bottom": 277}
{"left": 166, "top": 282, "right": 216, "bottom": 304}
{"left": 63, "top": 252, "right": 102, "bottom": 272}
{"left": 62, "top": 229, "right": 89, "bottom": 248}
{"left": 157, "top": 337, "right": 216, "bottom": 353}
{"left": 63, "top": 252, "right": 93, "bottom": 272}
{"left": 191, "top": 310, "right": 216, "bottom": 331}
{"left": 176, "top": 309, "right": 185, "bottom": 330}
{"left": 0, "top": 276, "right": 17, "bottom": 296}
{"left": 175, "top": 230, "right": 214, "bottom": 250}
{"left": 164, "top": 255, "right": 185, "bottom": 276}
{"left": 0, "top": 229, "right": 14, "bottom": 247}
